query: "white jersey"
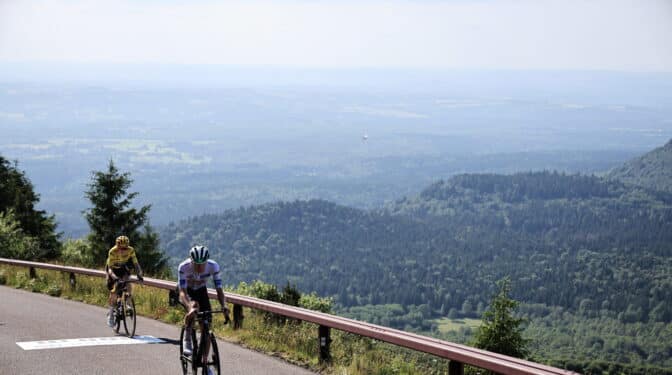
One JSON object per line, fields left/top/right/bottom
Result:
{"left": 177, "top": 259, "right": 223, "bottom": 290}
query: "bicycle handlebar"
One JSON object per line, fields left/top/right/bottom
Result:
{"left": 113, "top": 278, "right": 140, "bottom": 286}
{"left": 195, "top": 309, "right": 231, "bottom": 325}
{"left": 113, "top": 278, "right": 142, "bottom": 294}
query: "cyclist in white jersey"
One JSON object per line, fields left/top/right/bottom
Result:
{"left": 178, "top": 245, "right": 229, "bottom": 364}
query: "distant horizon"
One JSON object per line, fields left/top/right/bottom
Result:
{"left": 3, "top": 61, "right": 672, "bottom": 88}
{"left": 5, "top": 61, "right": 672, "bottom": 74}
{"left": 2, "top": 62, "right": 671, "bottom": 110}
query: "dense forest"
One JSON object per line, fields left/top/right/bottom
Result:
{"left": 160, "top": 171, "right": 672, "bottom": 320}
{"left": 159, "top": 164, "right": 672, "bottom": 370}
{"left": 3, "top": 139, "right": 671, "bottom": 371}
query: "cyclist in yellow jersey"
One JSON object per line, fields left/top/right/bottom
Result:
{"left": 105, "top": 235, "right": 144, "bottom": 327}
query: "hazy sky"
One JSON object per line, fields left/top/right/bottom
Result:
{"left": 1, "top": 0, "right": 671, "bottom": 71}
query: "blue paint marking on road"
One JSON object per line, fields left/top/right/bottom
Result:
{"left": 17, "top": 335, "right": 166, "bottom": 350}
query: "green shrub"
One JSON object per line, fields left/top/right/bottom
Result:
{"left": 60, "top": 238, "right": 95, "bottom": 267}
{"left": 299, "top": 292, "right": 333, "bottom": 313}
{"left": 15, "top": 272, "right": 28, "bottom": 289}
{"left": 165, "top": 307, "right": 185, "bottom": 324}
{"left": 28, "top": 278, "right": 41, "bottom": 292}
{"left": 249, "top": 280, "right": 280, "bottom": 301}
{"left": 46, "top": 283, "right": 62, "bottom": 297}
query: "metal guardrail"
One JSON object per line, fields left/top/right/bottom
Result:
{"left": 0, "top": 258, "right": 578, "bottom": 375}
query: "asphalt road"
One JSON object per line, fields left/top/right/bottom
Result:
{"left": 0, "top": 286, "right": 316, "bottom": 374}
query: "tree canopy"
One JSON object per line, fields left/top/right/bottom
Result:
{"left": 0, "top": 155, "right": 60, "bottom": 259}
{"left": 160, "top": 172, "right": 672, "bottom": 321}
{"left": 83, "top": 160, "right": 168, "bottom": 275}
{"left": 473, "top": 277, "right": 529, "bottom": 359}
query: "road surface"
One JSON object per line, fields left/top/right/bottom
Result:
{"left": 0, "top": 286, "right": 316, "bottom": 374}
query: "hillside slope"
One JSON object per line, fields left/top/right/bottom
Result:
{"left": 160, "top": 172, "right": 672, "bottom": 326}
{"left": 608, "top": 138, "right": 672, "bottom": 192}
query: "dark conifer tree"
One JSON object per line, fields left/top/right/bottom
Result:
{"left": 83, "top": 159, "right": 167, "bottom": 275}
{"left": 0, "top": 155, "right": 60, "bottom": 259}
{"left": 473, "top": 277, "right": 530, "bottom": 359}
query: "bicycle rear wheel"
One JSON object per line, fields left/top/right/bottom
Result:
{"left": 202, "top": 332, "right": 220, "bottom": 375}
{"left": 121, "top": 294, "right": 136, "bottom": 337}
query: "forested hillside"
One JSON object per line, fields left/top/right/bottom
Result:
{"left": 608, "top": 138, "right": 672, "bottom": 192}
{"left": 0, "top": 155, "right": 60, "bottom": 259}
{"left": 161, "top": 171, "right": 672, "bottom": 324}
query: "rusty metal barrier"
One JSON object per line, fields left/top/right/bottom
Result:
{"left": 0, "top": 257, "right": 578, "bottom": 375}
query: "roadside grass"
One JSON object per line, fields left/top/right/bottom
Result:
{"left": 0, "top": 265, "right": 454, "bottom": 374}
{"left": 433, "top": 317, "right": 481, "bottom": 335}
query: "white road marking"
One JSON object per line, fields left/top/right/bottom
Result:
{"left": 17, "top": 335, "right": 166, "bottom": 350}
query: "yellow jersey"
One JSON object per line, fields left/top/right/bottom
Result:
{"left": 106, "top": 245, "right": 139, "bottom": 270}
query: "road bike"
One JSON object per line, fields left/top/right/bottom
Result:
{"left": 111, "top": 278, "right": 141, "bottom": 337}
{"left": 179, "top": 309, "right": 230, "bottom": 375}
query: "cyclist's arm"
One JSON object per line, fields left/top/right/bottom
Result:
{"left": 129, "top": 247, "right": 143, "bottom": 278}
{"left": 105, "top": 249, "right": 117, "bottom": 279}
{"left": 134, "top": 262, "right": 143, "bottom": 278}
{"left": 178, "top": 287, "right": 194, "bottom": 308}
{"left": 212, "top": 262, "right": 227, "bottom": 311}
{"left": 177, "top": 264, "right": 196, "bottom": 310}
{"left": 216, "top": 287, "right": 227, "bottom": 310}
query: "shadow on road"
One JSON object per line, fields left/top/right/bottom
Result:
{"left": 157, "top": 337, "right": 180, "bottom": 346}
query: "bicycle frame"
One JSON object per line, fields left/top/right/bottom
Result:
{"left": 180, "top": 310, "right": 230, "bottom": 375}
{"left": 114, "top": 279, "right": 131, "bottom": 297}
{"left": 112, "top": 279, "right": 139, "bottom": 337}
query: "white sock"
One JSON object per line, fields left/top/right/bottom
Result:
{"left": 185, "top": 328, "right": 192, "bottom": 342}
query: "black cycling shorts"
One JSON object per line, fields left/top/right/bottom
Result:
{"left": 106, "top": 267, "right": 130, "bottom": 291}
{"left": 183, "top": 287, "right": 212, "bottom": 319}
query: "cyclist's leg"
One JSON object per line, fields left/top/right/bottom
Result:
{"left": 106, "top": 270, "right": 122, "bottom": 325}
{"left": 184, "top": 288, "right": 202, "bottom": 326}
{"left": 182, "top": 288, "right": 202, "bottom": 356}
{"left": 106, "top": 282, "right": 116, "bottom": 325}
{"left": 106, "top": 269, "right": 117, "bottom": 304}
{"left": 185, "top": 301, "right": 199, "bottom": 328}
{"left": 107, "top": 289, "right": 116, "bottom": 307}
{"left": 122, "top": 273, "right": 132, "bottom": 296}
{"left": 193, "top": 288, "right": 212, "bottom": 365}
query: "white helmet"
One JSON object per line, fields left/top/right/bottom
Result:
{"left": 189, "top": 245, "right": 209, "bottom": 264}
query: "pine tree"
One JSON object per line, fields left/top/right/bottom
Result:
{"left": 0, "top": 155, "right": 60, "bottom": 259}
{"left": 134, "top": 224, "right": 169, "bottom": 277}
{"left": 83, "top": 160, "right": 168, "bottom": 275}
{"left": 473, "top": 277, "right": 530, "bottom": 359}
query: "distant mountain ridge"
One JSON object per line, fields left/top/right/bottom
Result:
{"left": 608, "top": 138, "right": 672, "bottom": 192}
{"left": 160, "top": 169, "right": 672, "bottom": 328}
{"left": 156, "top": 141, "right": 672, "bottom": 372}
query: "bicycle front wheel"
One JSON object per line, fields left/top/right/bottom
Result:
{"left": 121, "top": 295, "right": 136, "bottom": 337}
{"left": 202, "top": 332, "right": 220, "bottom": 375}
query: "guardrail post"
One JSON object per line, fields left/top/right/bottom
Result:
{"left": 29, "top": 267, "right": 36, "bottom": 279}
{"left": 233, "top": 304, "right": 243, "bottom": 329}
{"left": 318, "top": 325, "right": 331, "bottom": 363}
{"left": 69, "top": 272, "right": 76, "bottom": 289}
{"left": 449, "top": 360, "right": 464, "bottom": 375}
